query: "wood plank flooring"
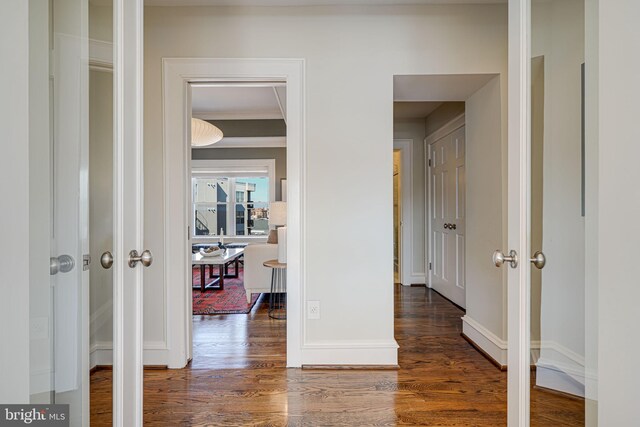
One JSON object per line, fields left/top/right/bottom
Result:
{"left": 90, "top": 286, "right": 584, "bottom": 426}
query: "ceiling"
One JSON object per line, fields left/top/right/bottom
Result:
{"left": 191, "top": 84, "right": 287, "bottom": 149}
{"left": 145, "top": 0, "right": 504, "bottom": 5}
{"left": 394, "top": 102, "right": 442, "bottom": 120}
{"left": 394, "top": 74, "right": 498, "bottom": 102}
{"left": 191, "top": 85, "right": 285, "bottom": 121}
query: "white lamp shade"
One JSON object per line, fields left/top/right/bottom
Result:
{"left": 191, "top": 118, "right": 223, "bottom": 147}
{"left": 277, "top": 226, "right": 287, "bottom": 263}
{"left": 269, "top": 201, "right": 287, "bottom": 227}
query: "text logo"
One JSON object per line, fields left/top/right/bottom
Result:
{"left": 0, "top": 405, "right": 69, "bottom": 427}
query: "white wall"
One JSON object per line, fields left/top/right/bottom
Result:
{"left": 29, "top": 0, "right": 54, "bottom": 399}
{"left": 596, "top": 0, "right": 640, "bottom": 424}
{"left": 144, "top": 4, "right": 507, "bottom": 364}
{"left": 425, "top": 102, "right": 465, "bottom": 137}
{"left": 530, "top": 56, "right": 544, "bottom": 347}
{"left": 0, "top": 0, "right": 31, "bottom": 404}
{"left": 532, "top": 0, "right": 586, "bottom": 396}
{"left": 462, "top": 76, "right": 508, "bottom": 364}
{"left": 393, "top": 119, "right": 426, "bottom": 284}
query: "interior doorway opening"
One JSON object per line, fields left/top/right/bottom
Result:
{"left": 393, "top": 150, "right": 401, "bottom": 284}
{"left": 392, "top": 72, "right": 502, "bottom": 364}
{"left": 187, "top": 82, "right": 289, "bottom": 369}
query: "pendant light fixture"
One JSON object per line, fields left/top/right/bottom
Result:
{"left": 191, "top": 118, "right": 224, "bottom": 147}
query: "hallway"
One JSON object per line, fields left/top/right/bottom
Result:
{"left": 90, "top": 286, "right": 583, "bottom": 425}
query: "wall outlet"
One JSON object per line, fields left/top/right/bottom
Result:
{"left": 307, "top": 300, "right": 320, "bottom": 320}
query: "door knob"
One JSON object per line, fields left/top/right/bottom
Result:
{"left": 451, "top": 224, "right": 457, "bottom": 230}
{"left": 530, "top": 251, "right": 546, "bottom": 269}
{"left": 101, "top": 251, "right": 114, "bottom": 269}
{"left": 493, "top": 249, "right": 518, "bottom": 268}
{"left": 50, "top": 255, "right": 75, "bottom": 275}
{"left": 128, "top": 249, "right": 153, "bottom": 268}
{"left": 444, "top": 223, "right": 450, "bottom": 229}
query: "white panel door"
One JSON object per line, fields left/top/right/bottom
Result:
{"left": 430, "top": 126, "right": 466, "bottom": 308}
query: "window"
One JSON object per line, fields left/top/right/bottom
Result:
{"left": 191, "top": 159, "right": 275, "bottom": 238}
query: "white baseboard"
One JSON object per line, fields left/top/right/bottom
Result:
{"left": 461, "top": 315, "right": 507, "bottom": 367}
{"left": 90, "top": 341, "right": 169, "bottom": 369}
{"left": 535, "top": 341, "right": 588, "bottom": 398}
{"left": 302, "top": 341, "right": 399, "bottom": 366}
{"left": 400, "top": 274, "right": 426, "bottom": 286}
{"left": 29, "top": 368, "right": 53, "bottom": 396}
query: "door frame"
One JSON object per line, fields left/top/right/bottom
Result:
{"left": 162, "top": 58, "right": 305, "bottom": 368}
{"left": 507, "top": 0, "right": 532, "bottom": 425}
{"left": 393, "top": 139, "right": 420, "bottom": 286}
{"left": 113, "top": 0, "right": 145, "bottom": 425}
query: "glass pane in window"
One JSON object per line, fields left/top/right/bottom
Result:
{"left": 235, "top": 204, "right": 246, "bottom": 235}
{"left": 194, "top": 206, "right": 216, "bottom": 236}
{"left": 236, "top": 177, "right": 270, "bottom": 236}
{"left": 216, "top": 203, "right": 228, "bottom": 235}
{"left": 193, "top": 177, "right": 229, "bottom": 203}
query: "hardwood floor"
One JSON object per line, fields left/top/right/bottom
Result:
{"left": 90, "top": 286, "right": 584, "bottom": 426}
{"left": 189, "top": 294, "right": 286, "bottom": 370}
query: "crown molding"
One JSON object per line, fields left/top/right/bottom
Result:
{"left": 191, "top": 136, "right": 286, "bottom": 149}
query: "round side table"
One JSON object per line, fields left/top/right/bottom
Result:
{"left": 263, "top": 259, "right": 287, "bottom": 320}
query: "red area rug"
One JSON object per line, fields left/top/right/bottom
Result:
{"left": 192, "top": 266, "right": 260, "bottom": 315}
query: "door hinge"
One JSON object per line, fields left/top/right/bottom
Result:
{"left": 83, "top": 254, "right": 91, "bottom": 271}
{"left": 188, "top": 225, "right": 191, "bottom": 239}
{"left": 428, "top": 159, "right": 432, "bottom": 167}
{"left": 428, "top": 262, "right": 432, "bottom": 270}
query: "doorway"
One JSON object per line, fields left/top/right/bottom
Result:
{"left": 393, "top": 150, "right": 401, "bottom": 284}
{"left": 187, "top": 83, "right": 288, "bottom": 369}
{"left": 162, "top": 58, "right": 305, "bottom": 368}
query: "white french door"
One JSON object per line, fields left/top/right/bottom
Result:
{"left": 0, "top": 0, "right": 145, "bottom": 425}
{"left": 112, "top": 0, "right": 146, "bottom": 425}
{"left": 506, "top": 0, "right": 593, "bottom": 425}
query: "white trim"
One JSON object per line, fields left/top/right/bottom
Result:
{"left": 393, "top": 139, "right": 425, "bottom": 286}
{"left": 192, "top": 111, "right": 283, "bottom": 121}
{"left": 89, "top": 38, "right": 113, "bottom": 71}
{"left": 507, "top": 0, "right": 531, "bottom": 425}
{"left": 191, "top": 136, "right": 286, "bottom": 149}
{"left": 90, "top": 342, "right": 170, "bottom": 369}
{"left": 425, "top": 139, "right": 431, "bottom": 287}
{"left": 191, "top": 158, "right": 276, "bottom": 188}
{"left": 273, "top": 86, "right": 287, "bottom": 125}
{"left": 462, "top": 315, "right": 508, "bottom": 367}
{"left": 113, "top": 0, "right": 144, "bottom": 425}
{"left": 162, "top": 58, "right": 305, "bottom": 368}
{"left": 425, "top": 113, "right": 466, "bottom": 145}
{"left": 190, "top": 158, "right": 276, "bottom": 237}
{"left": 535, "top": 340, "right": 588, "bottom": 398}
{"left": 302, "top": 341, "right": 399, "bottom": 366}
